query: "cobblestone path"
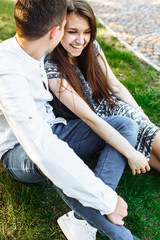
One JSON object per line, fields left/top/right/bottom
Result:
{"left": 87, "top": 0, "right": 160, "bottom": 70}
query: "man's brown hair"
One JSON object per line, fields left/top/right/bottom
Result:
{"left": 14, "top": 0, "right": 67, "bottom": 39}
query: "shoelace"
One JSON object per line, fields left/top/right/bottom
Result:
{"left": 85, "top": 223, "right": 97, "bottom": 239}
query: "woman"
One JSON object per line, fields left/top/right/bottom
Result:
{"left": 44, "top": 1, "right": 157, "bottom": 239}
{"left": 45, "top": 0, "right": 160, "bottom": 172}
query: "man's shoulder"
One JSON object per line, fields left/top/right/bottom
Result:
{"left": 0, "top": 37, "right": 21, "bottom": 70}
{"left": 0, "top": 37, "right": 17, "bottom": 57}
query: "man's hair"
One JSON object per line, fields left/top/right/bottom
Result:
{"left": 14, "top": 0, "right": 67, "bottom": 39}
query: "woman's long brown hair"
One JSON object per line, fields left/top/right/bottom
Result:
{"left": 50, "top": 0, "right": 115, "bottom": 106}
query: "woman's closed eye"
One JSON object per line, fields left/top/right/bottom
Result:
{"left": 68, "top": 30, "right": 77, "bottom": 34}
{"left": 84, "top": 30, "right": 91, "bottom": 34}
{"left": 67, "top": 29, "right": 91, "bottom": 34}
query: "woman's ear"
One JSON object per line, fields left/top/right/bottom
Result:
{"left": 50, "top": 26, "right": 60, "bottom": 40}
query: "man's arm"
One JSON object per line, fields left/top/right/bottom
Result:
{"left": 0, "top": 72, "right": 117, "bottom": 215}
{"left": 107, "top": 196, "right": 128, "bottom": 225}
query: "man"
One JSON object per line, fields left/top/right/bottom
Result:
{"left": 0, "top": 0, "right": 140, "bottom": 239}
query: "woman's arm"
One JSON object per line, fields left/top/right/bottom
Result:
{"left": 49, "top": 78, "right": 150, "bottom": 175}
{"left": 97, "top": 50, "right": 146, "bottom": 114}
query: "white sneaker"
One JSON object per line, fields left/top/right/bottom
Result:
{"left": 57, "top": 211, "right": 97, "bottom": 240}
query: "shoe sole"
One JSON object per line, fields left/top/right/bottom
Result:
{"left": 57, "top": 216, "right": 71, "bottom": 240}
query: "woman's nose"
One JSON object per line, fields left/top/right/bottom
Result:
{"left": 76, "top": 34, "right": 84, "bottom": 44}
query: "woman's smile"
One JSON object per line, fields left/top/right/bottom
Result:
{"left": 61, "top": 12, "right": 91, "bottom": 57}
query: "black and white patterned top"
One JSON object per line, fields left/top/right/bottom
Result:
{"left": 44, "top": 40, "right": 100, "bottom": 119}
{"left": 44, "top": 40, "right": 159, "bottom": 158}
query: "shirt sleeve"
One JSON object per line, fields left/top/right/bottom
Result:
{"left": 44, "top": 57, "right": 61, "bottom": 79}
{"left": 93, "top": 40, "right": 101, "bottom": 58}
{"left": 0, "top": 55, "right": 117, "bottom": 216}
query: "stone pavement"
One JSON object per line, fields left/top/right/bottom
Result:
{"left": 87, "top": 0, "right": 160, "bottom": 71}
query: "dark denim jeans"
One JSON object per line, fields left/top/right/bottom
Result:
{"left": 2, "top": 116, "right": 139, "bottom": 240}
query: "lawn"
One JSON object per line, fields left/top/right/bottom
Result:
{"left": 0, "top": 1, "right": 160, "bottom": 239}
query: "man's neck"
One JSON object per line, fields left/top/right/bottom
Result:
{"left": 15, "top": 34, "right": 48, "bottom": 61}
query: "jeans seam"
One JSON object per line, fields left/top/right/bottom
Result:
{"left": 95, "top": 145, "right": 110, "bottom": 178}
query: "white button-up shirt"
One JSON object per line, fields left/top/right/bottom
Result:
{"left": 0, "top": 37, "right": 117, "bottom": 215}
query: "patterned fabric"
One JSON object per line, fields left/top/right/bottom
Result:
{"left": 94, "top": 96, "right": 159, "bottom": 158}
{"left": 44, "top": 58, "right": 61, "bottom": 79}
{"left": 44, "top": 41, "right": 98, "bottom": 119}
{"left": 47, "top": 64, "right": 95, "bottom": 119}
{"left": 93, "top": 40, "right": 101, "bottom": 57}
{"left": 44, "top": 40, "right": 159, "bottom": 158}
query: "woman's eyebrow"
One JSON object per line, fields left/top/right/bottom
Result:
{"left": 66, "top": 27, "right": 91, "bottom": 31}
{"left": 66, "top": 27, "right": 77, "bottom": 30}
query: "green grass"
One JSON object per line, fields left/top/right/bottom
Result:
{"left": 96, "top": 23, "right": 160, "bottom": 126}
{"left": 0, "top": 0, "right": 16, "bottom": 42}
{"left": 0, "top": 1, "right": 160, "bottom": 239}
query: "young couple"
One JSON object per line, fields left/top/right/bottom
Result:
{"left": 0, "top": 0, "right": 159, "bottom": 239}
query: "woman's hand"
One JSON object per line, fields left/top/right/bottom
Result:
{"left": 49, "top": 77, "right": 151, "bottom": 177}
{"left": 127, "top": 149, "right": 150, "bottom": 175}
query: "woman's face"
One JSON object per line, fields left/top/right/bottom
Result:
{"left": 61, "top": 12, "right": 91, "bottom": 58}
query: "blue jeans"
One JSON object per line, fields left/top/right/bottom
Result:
{"left": 2, "top": 116, "right": 138, "bottom": 240}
